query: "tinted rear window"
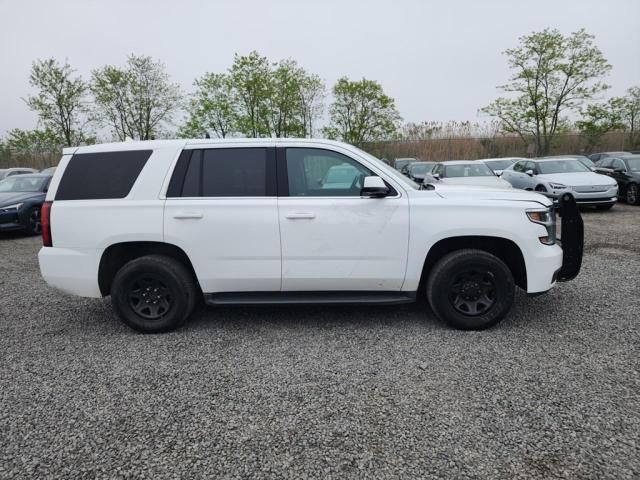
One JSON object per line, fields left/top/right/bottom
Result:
{"left": 168, "top": 148, "right": 275, "bottom": 197}
{"left": 55, "top": 150, "right": 151, "bottom": 200}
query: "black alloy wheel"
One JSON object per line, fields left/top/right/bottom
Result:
{"left": 448, "top": 269, "right": 496, "bottom": 316}
{"left": 626, "top": 184, "right": 639, "bottom": 205}
{"left": 127, "top": 275, "right": 174, "bottom": 320}
{"left": 27, "top": 206, "right": 42, "bottom": 235}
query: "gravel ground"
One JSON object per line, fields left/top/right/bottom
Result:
{"left": 1, "top": 203, "right": 639, "bottom": 479}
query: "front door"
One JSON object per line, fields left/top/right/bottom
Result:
{"left": 277, "top": 146, "right": 409, "bottom": 291}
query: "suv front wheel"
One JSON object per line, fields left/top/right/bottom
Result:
{"left": 427, "top": 249, "right": 515, "bottom": 330}
{"left": 111, "top": 255, "right": 198, "bottom": 333}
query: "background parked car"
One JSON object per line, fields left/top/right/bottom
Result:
{"left": 477, "top": 157, "right": 522, "bottom": 176}
{"left": 0, "top": 168, "right": 38, "bottom": 180}
{"left": 588, "top": 151, "right": 631, "bottom": 162}
{"left": 406, "top": 161, "right": 437, "bottom": 183}
{"left": 538, "top": 155, "right": 597, "bottom": 171}
{"left": 0, "top": 173, "right": 52, "bottom": 235}
{"left": 393, "top": 157, "right": 417, "bottom": 174}
{"left": 40, "top": 166, "right": 57, "bottom": 175}
{"left": 501, "top": 158, "right": 618, "bottom": 209}
{"left": 594, "top": 155, "right": 640, "bottom": 205}
{"left": 428, "top": 161, "right": 512, "bottom": 188}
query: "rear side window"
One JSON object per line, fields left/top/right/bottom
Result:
{"left": 167, "top": 147, "right": 276, "bottom": 197}
{"left": 55, "top": 150, "right": 152, "bottom": 200}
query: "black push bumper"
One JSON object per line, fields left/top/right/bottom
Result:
{"left": 557, "top": 193, "right": 584, "bottom": 282}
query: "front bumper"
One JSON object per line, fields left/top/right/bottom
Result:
{"left": 544, "top": 186, "right": 618, "bottom": 207}
{"left": 0, "top": 210, "right": 24, "bottom": 231}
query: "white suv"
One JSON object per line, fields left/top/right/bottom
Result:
{"left": 38, "top": 139, "right": 583, "bottom": 333}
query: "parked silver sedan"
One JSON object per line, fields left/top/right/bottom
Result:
{"left": 428, "top": 161, "right": 513, "bottom": 188}
{"left": 501, "top": 158, "right": 618, "bottom": 209}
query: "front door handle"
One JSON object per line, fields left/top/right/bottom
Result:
{"left": 285, "top": 212, "right": 315, "bottom": 220}
{"left": 173, "top": 212, "right": 203, "bottom": 219}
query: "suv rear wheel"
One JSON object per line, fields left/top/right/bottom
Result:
{"left": 426, "top": 249, "right": 515, "bottom": 330}
{"left": 111, "top": 255, "right": 198, "bottom": 333}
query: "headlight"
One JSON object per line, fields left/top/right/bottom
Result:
{"left": 549, "top": 183, "right": 568, "bottom": 190}
{"left": 526, "top": 208, "right": 556, "bottom": 245}
{"left": 0, "top": 203, "right": 23, "bottom": 212}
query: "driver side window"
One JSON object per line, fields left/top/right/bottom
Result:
{"left": 285, "top": 148, "right": 373, "bottom": 197}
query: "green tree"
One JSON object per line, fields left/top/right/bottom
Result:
{"left": 229, "top": 51, "right": 272, "bottom": 137}
{"left": 91, "top": 55, "right": 181, "bottom": 140}
{"left": 268, "top": 59, "right": 306, "bottom": 137}
{"left": 323, "top": 77, "right": 401, "bottom": 144}
{"left": 25, "top": 58, "right": 90, "bottom": 146}
{"left": 482, "top": 28, "right": 611, "bottom": 155}
{"left": 179, "top": 73, "right": 237, "bottom": 138}
{"left": 298, "top": 72, "right": 325, "bottom": 137}
{"left": 576, "top": 98, "right": 625, "bottom": 151}
{"left": 4, "top": 128, "right": 65, "bottom": 155}
{"left": 620, "top": 86, "right": 640, "bottom": 148}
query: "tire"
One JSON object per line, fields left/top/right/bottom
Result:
{"left": 426, "top": 249, "right": 515, "bottom": 330}
{"left": 625, "top": 183, "right": 640, "bottom": 205}
{"left": 535, "top": 185, "right": 548, "bottom": 193}
{"left": 25, "top": 206, "right": 42, "bottom": 235}
{"left": 111, "top": 255, "right": 198, "bottom": 333}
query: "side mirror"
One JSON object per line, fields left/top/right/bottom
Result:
{"left": 432, "top": 173, "right": 441, "bottom": 180}
{"left": 525, "top": 169, "right": 534, "bottom": 176}
{"left": 494, "top": 170, "right": 503, "bottom": 176}
{"left": 361, "top": 176, "right": 389, "bottom": 198}
{"left": 414, "top": 177, "right": 424, "bottom": 184}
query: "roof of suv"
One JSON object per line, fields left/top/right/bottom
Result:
{"left": 66, "top": 138, "right": 356, "bottom": 155}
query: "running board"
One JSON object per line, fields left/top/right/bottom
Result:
{"left": 204, "top": 291, "right": 417, "bottom": 306}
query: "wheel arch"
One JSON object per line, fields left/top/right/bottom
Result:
{"left": 419, "top": 236, "right": 527, "bottom": 291}
{"left": 98, "top": 241, "right": 201, "bottom": 296}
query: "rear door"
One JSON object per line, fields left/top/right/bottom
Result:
{"left": 277, "top": 145, "right": 409, "bottom": 291}
{"left": 503, "top": 161, "right": 528, "bottom": 188}
{"left": 163, "top": 145, "right": 281, "bottom": 293}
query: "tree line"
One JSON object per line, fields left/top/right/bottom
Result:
{"left": 1, "top": 29, "right": 639, "bottom": 161}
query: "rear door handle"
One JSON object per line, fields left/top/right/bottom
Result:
{"left": 285, "top": 212, "right": 315, "bottom": 220}
{"left": 173, "top": 212, "right": 203, "bottom": 219}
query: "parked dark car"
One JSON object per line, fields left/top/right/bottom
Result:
{"left": 588, "top": 151, "right": 631, "bottom": 162}
{"left": 393, "top": 158, "right": 417, "bottom": 174}
{"left": 594, "top": 155, "right": 640, "bottom": 205}
{"left": 406, "top": 161, "right": 437, "bottom": 183}
{"left": 0, "top": 174, "right": 52, "bottom": 235}
{"left": 539, "top": 155, "right": 597, "bottom": 171}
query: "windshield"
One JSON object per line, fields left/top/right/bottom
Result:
{"left": 627, "top": 157, "right": 640, "bottom": 172}
{"left": 0, "top": 176, "right": 47, "bottom": 193}
{"left": 353, "top": 146, "right": 420, "bottom": 190}
{"left": 410, "top": 164, "right": 434, "bottom": 175}
{"left": 575, "top": 156, "right": 595, "bottom": 168}
{"left": 484, "top": 160, "right": 514, "bottom": 170}
{"left": 538, "top": 160, "right": 590, "bottom": 174}
{"left": 445, "top": 163, "right": 494, "bottom": 177}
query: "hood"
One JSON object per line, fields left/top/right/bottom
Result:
{"left": 427, "top": 184, "right": 551, "bottom": 206}
{"left": 538, "top": 171, "right": 617, "bottom": 186}
{"left": 442, "top": 176, "right": 512, "bottom": 188}
{"left": 0, "top": 191, "right": 44, "bottom": 207}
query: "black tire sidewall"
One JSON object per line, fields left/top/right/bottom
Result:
{"left": 111, "top": 257, "right": 194, "bottom": 333}
{"left": 25, "top": 206, "right": 41, "bottom": 235}
{"left": 428, "top": 251, "right": 515, "bottom": 330}
{"left": 626, "top": 184, "right": 639, "bottom": 205}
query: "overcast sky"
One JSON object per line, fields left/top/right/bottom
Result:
{"left": 1, "top": 0, "right": 639, "bottom": 137}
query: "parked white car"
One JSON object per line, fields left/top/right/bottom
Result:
{"left": 428, "top": 161, "right": 513, "bottom": 188}
{"left": 0, "top": 167, "right": 38, "bottom": 180}
{"left": 501, "top": 158, "right": 618, "bottom": 210}
{"left": 38, "top": 139, "right": 583, "bottom": 333}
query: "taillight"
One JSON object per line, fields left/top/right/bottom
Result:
{"left": 41, "top": 201, "right": 52, "bottom": 247}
